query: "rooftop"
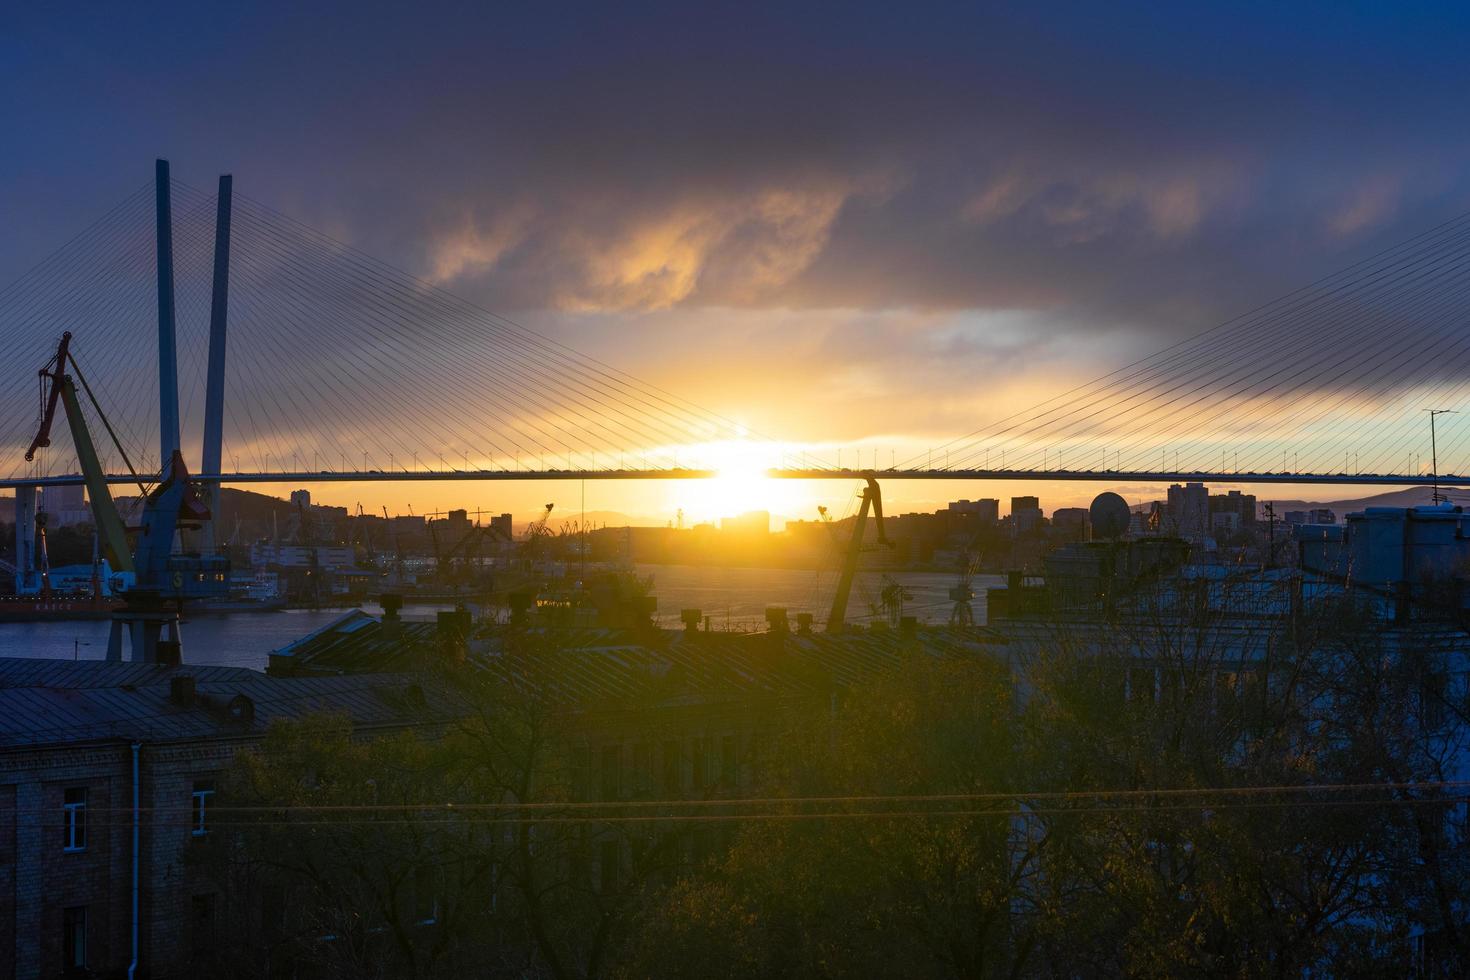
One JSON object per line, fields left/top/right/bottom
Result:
{"left": 270, "top": 611, "right": 1008, "bottom": 710}
{"left": 0, "top": 656, "right": 459, "bottom": 749}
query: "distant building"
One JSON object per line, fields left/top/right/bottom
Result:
{"left": 1210, "top": 489, "right": 1257, "bottom": 526}
{"left": 1051, "top": 507, "right": 1090, "bottom": 539}
{"left": 1285, "top": 508, "right": 1335, "bottom": 525}
{"left": 1298, "top": 504, "right": 1470, "bottom": 620}
{"left": 1166, "top": 482, "right": 1209, "bottom": 540}
{"left": 1211, "top": 512, "right": 1241, "bottom": 535}
{"left": 721, "top": 511, "right": 771, "bottom": 536}
{"left": 289, "top": 489, "right": 311, "bottom": 510}
{"left": 40, "top": 485, "right": 89, "bottom": 527}
{"left": 949, "top": 499, "right": 999, "bottom": 523}
{"left": 1010, "top": 496, "right": 1039, "bottom": 514}
{"left": 248, "top": 543, "right": 356, "bottom": 570}
{"left": 1009, "top": 496, "right": 1043, "bottom": 534}
{"left": 431, "top": 509, "right": 472, "bottom": 546}
{"left": 490, "top": 513, "right": 513, "bottom": 541}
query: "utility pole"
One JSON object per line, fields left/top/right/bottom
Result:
{"left": 1264, "top": 502, "right": 1278, "bottom": 569}
{"left": 1427, "top": 409, "right": 1458, "bottom": 504}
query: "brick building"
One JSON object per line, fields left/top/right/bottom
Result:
{"left": 0, "top": 659, "right": 457, "bottom": 978}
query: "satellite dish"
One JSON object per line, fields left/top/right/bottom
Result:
{"left": 1090, "top": 492, "right": 1131, "bottom": 540}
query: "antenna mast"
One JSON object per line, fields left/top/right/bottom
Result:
{"left": 1427, "top": 409, "right": 1458, "bottom": 504}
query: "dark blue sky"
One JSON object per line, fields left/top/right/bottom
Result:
{"left": 5, "top": 1, "right": 1470, "bottom": 450}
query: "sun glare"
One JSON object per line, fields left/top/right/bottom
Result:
{"left": 665, "top": 443, "right": 809, "bottom": 528}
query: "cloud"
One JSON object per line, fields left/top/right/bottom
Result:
{"left": 11, "top": 0, "right": 1470, "bottom": 489}
{"left": 427, "top": 202, "right": 536, "bottom": 284}
{"left": 1327, "top": 175, "right": 1402, "bottom": 238}
{"left": 426, "top": 178, "right": 872, "bottom": 312}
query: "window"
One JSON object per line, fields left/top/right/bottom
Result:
{"left": 661, "top": 740, "right": 681, "bottom": 794}
{"left": 692, "top": 737, "right": 711, "bottom": 790}
{"left": 631, "top": 742, "right": 651, "bottom": 798}
{"left": 192, "top": 780, "right": 215, "bottom": 836}
{"left": 720, "top": 735, "right": 738, "bottom": 788}
{"left": 599, "top": 839, "right": 619, "bottom": 894}
{"left": 749, "top": 732, "right": 773, "bottom": 785}
{"left": 190, "top": 894, "right": 216, "bottom": 960}
{"left": 413, "top": 865, "right": 439, "bottom": 924}
{"left": 62, "top": 788, "right": 87, "bottom": 852}
{"left": 573, "top": 746, "right": 592, "bottom": 802}
{"left": 600, "top": 745, "right": 622, "bottom": 801}
{"left": 63, "top": 905, "right": 87, "bottom": 973}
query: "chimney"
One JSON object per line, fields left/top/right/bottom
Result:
{"left": 436, "top": 607, "right": 472, "bottom": 657}
{"left": 169, "top": 674, "right": 196, "bottom": 706}
{"left": 380, "top": 593, "right": 403, "bottom": 622}
{"left": 680, "top": 608, "right": 702, "bottom": 634}
{"left": 380, "top": 593, "right": 403, "bottom": 639}
{"left": 765, "top": 607, "right": 789, "bottom": 632}
{"left": 795, "top": 612, "right": 814, "bottom": 634}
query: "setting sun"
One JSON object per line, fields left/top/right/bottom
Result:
{"left": 661, "top": 442, "right": 812, "bottom": 528}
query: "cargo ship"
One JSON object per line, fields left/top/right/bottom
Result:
{"left": 0, "top": 593, "right": 123, "bottom": 622}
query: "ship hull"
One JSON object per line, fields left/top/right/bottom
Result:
{"left": 0, "top": 595, "right": 123, "bottom": 622}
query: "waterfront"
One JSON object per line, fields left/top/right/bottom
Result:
{"left": 0, "top": 565, "right": 999, "bottom": 669}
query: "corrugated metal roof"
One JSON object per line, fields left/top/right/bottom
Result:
{"left": 0, "top": 657, "right": 460, "bottom": 749}
{"left": 0, "top": 658, "right": 258, "bottom": 690}
{"left": 273, "top": 613, "right": 1007, "bottom": 710}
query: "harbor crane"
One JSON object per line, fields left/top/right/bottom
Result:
{"left": 827, "top": 477, "right": 891, "bottom": 633}
{"left": 520, "top": 503, "right": 556, "bottom": 558}
{"left": 25, "top": 332, "right": 228, "bottom": 661}
{"left": 526, "top": 503, "right": 555, "bottom": 541}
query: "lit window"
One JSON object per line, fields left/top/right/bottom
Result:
{"left": 192, "top": 780, "right": 215, "bottom": 836}
{"left": 62, "top": 788, "right": 87, "bottom": 852}
{"left": 63, "top": 905, "right": 87, "bottom": 972}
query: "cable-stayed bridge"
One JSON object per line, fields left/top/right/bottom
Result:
{"left": 5, "top": 161, "right": 1470, "bottom": 492}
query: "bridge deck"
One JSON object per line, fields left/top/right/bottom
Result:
{"left": 2, "top": 469, "right": 1463, "bottom": 489}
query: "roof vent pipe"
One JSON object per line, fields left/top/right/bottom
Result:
{"left": 680, "top": 609, "right": 702, "bottom": 633}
